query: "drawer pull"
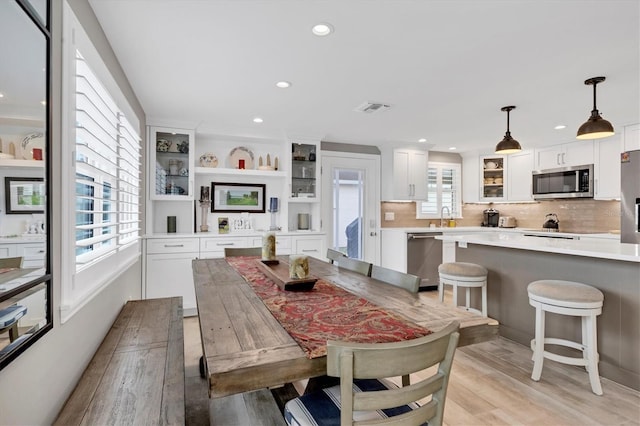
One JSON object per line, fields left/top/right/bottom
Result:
{"left": 163, "top": 244, "right": 184, "bottom": 248}
{"left": 38, "top": 250, "right": 45, "bottom": 253}
{"left": 301, "top": 249, "right": 318, "bottom": 252}
{"left": 216, "top": 243, "right": 235, "bottom": 246}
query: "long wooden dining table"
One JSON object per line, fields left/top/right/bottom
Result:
{"left": 192, "top": 256, "right": 498, "bottom": 400}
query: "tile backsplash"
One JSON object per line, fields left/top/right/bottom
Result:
{"left": 381, "top": 200, "right": 621, "bottom": 233}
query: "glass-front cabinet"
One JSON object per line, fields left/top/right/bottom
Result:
{"left": 149, "top": 127, "right": 195, "bottom": 200}
{"left": 481, "top": 155, "right": 506, "bottom": 200}
{"left": 149, "top": 126, "right": 195, "bottom": 200}
{"left": 290, "top": 142, "right": 317, "bottom": 199}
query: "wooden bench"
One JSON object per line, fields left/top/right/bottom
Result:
{"left": 210, "top": 388, "right": 289, "bottom": 426}
{"left": 54, "top": 297, "right": 185, "bottom": 425}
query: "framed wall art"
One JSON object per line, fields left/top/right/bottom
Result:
{"left": 4, "top": 177, "right": 45, "bottom": 214}
{"left": 211, "top": 182, "right": 266, "bottom": 213}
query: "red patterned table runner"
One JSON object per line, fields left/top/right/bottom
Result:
{"left": 226, "top": 256, "right": 432, "bottom": 359}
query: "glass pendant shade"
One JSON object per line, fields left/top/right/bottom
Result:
{"left": 495, "top": 106, "right": 522, "bottom": 154}
{"left": 576, "top": 76, "right": 615, "bottom": 140}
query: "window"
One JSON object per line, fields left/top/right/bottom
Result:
{"left": 416, "top": 162, "right": 462, "bottom": 219}
{"left": 61, "top": 6, "right": 141, "bottom": 321}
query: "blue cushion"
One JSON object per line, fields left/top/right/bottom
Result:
{"left": 284, "top": 378, "right": 424, "bottom": 426}
{"left": 0, "top": 305, "right": 27, "bottom": 328}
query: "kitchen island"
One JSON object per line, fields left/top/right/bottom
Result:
{"left": 437, "top": 232, "right": 639, "bottom": 390}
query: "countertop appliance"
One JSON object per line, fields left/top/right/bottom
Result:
{"left": 621, "top": 150, "right": 640, "bottom": 244}
{"left": 407, "top": 232, "right": 442, "bottom": 291}
{"left": 498, "top": 216, "right": 517, "bottom": 228}
{"left": 542, "top": 213, "right": 560, "bottom": 232}
{"left": 532, "top": 164, "right": 594, "bottom": 199}
{"left": 482, "top": 208, "right": 499, "bottom": 227}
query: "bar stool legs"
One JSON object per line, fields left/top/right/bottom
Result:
{"left": 528, "top": 280, "right": 604, "bottom": 396}
{"left": 438, "top": 262, "right": 488, "bottom": 317}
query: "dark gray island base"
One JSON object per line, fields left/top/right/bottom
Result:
{"left": 453, "top": 244, "right": 639, "bottom": 391}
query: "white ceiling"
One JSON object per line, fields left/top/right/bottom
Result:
{"left": 89, "top": 0, "right": 640, "bottom": 153}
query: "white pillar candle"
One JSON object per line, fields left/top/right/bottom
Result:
{"left": 262, "top": 232, "right": 276, "bottom": 260}
{"left": 289, "top": 255, "right": 309, "bottom": 279}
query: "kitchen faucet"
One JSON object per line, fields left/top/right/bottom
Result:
{"left": 440, "top": 206, "right": 450, "bottom": 228}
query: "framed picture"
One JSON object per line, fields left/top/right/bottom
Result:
{"left": 211, "top": 182, "right": 266, "bottom": 213}
{"left": 218, "top": 217, "right": 229, "bottom": 234}
{"left": 4, "top": 177, "right": 45, "bottom": 214}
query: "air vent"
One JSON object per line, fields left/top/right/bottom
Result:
{"left": 354, "top": 101, "right": 391, "bottom": 114}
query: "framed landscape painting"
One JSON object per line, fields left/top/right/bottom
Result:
{"left": 212, "top": 182, "right": 266, "bottom": 213}
{"left": 4, "top": 177, "right": 45, "bottom": 214}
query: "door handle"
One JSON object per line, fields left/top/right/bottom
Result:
{"left": 370, "top": 232, "right": 377, "bottom": 236}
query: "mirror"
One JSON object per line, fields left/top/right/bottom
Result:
{"left": 0, "top": 0, "right": 51, "bottom": 369}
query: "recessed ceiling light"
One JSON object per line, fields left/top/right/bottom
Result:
{"left": 0, "top": 93, "right": 4, "bottom": 98}
{"left": 554, "top": 124, "right": 567, "bottom": 130}
{"left": 449, "top": 147, "right": 457, "bottom": 150}
{"left": 276, "top": 81, "right": 291, "bottom": 89}
{"left": 418, "top": 138, "right": 427, "bottom": 143}
{"left": 40, "top": 100, "right": 46, "bottom": 106}
{"left": 253, "top": 117, "right": 264, "bottom": 123}
{"left": 312, "top": 23, "right": 334, "bottom": 36}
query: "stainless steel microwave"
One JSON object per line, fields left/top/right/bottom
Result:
{"left": 532, "top": 164, "right": 594, "bottom": 200}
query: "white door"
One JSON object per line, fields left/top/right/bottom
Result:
{"left": 321, "top": 152, "right": 380, "bottom": 265}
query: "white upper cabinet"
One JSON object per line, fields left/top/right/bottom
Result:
{"left": 534, "top": 140, "right": 594, "bottom": 170}
{"left": 392, "top": 149, "right": 428, "bottom": 200}
{"left": 507, "top": 150, "right": 534, "bottom": 201}
{"left": 623, "top": 123, "right": 640, "bottom": 151}
{"left": 461, "top": 153, "right": 480, "bottom": 203}
{"left": 594, "top": 135, "right": 622, "bottom": 200}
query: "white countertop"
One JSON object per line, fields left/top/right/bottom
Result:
{"left": 436, "top": 232, "right": 639, "bottom": 263}
{"left": 381, "top": 226, "right": 620, "bottom": 240}
{"left": 144, "top": 230, "right": 325, "bottom": 239}
{"left": 0, "top": 235, "right": 46, "bottom": 244}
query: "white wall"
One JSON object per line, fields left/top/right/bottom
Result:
{"left": 0, "top": 265, "right": 141, "bottom": 424}
{"left": 0, "top": 1, "right": 145, "bottom": 423}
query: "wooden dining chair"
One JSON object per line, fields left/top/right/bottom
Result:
{"left": 223, "top": 247, "right": 261, "bottom": 257}
{"left": 336, "top": 256, "right": 372, "bottom": 276}
{"left": 370, "top": 264, "right": 421, "bottom": 294}
{"left": 0, "top": 257, "right": 23, "bottom": 269}
{"left": 326, "top": 248, "right": 346, "bottom": 264}
{"left": 284, "top": 321, "right": 460, "bottom": 426}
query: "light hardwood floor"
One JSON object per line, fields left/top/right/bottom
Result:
{"left": 184, "top": 292, "right": 640, "bottom": 426}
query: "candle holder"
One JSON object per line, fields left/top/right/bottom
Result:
{"left": 200, "top": 186, "right": 211, "bottom": 232}
{"left": 199, "top": 201, "right": 210, "bottom": 232}
{"left": 268, "top": 197, "right": 279, "bottom": 231}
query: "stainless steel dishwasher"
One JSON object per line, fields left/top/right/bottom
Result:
{"left": 407, "top": 232, "right": 443, "bottom": 291}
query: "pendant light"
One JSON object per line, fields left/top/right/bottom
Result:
{"left": 495, "top": 105, "right": 522, "bottom": 154}
{"left": 576, "top": 76, "right": 615, "bottom": 140}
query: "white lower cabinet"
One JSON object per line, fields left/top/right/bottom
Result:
{"left": 144, "top": 233, "right": 325, "bottom": 316}
{"left": 250, "top": 236, "right": 292, "bottom": 255}
{"left": 292, "top": 235, "right": 324, "bottom": 260}
{"left": 145, "top": 238, "right": 199, "bottom": 316}
{"left": 200, "top": 236, "right": 249, "bottom": 258}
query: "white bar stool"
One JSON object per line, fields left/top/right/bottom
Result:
{"left": 527, "top": 280, "right": 604, "bottom": 395}
{"left": 438, "top": 262, "right": 488, "bottom": 317}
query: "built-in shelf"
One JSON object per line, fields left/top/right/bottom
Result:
{"left": 288, "top": 197, "right": 320, "bottom": 203}
{"left": 194, "top": 167, "right": 287, "bottom": 177}
{"left": 0, "top": 159, "right": 44, "bottom": 168}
